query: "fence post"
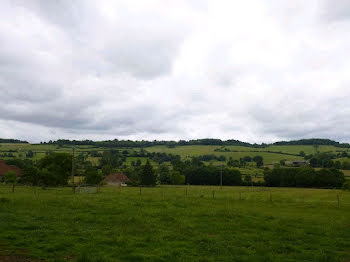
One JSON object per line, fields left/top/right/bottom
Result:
{"left": 186, "top": 189, "right": 188, "bottom": 196}
{"left": 239, "top": 192, "right": 242, "bottom": 200}
{"left": 139, "top": 186, "right": 141, "bottom": 195}
{"left": 337, "top": 193, "right": 340, "bottom": 208}
{"left": 270, "top": 193, "right": 272, "bottom": 202}
{"left": 212, "top": 190, "right": 215, "bottom": 199}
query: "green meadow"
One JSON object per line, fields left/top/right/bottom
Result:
{"left": 0, "top": 185, "right": 349, "bottom": 262}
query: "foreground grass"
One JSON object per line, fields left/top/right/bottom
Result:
{"left": 0, "top": 185, "right": 350, "bottom": 262}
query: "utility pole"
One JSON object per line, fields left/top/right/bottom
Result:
{"left": 72, "top": 146, "right": 76, "bottom": 193}
{"left": 220, "top": 164, "right": 223, "bottom": 189}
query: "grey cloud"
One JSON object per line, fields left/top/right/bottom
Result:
{"left": 12, "top": 0, "right": 189, "bottom": 79}
{"left": 1, "top": 1, "right": 350, "bottom": 143}
{"left": 321, "top": 0, "right": 350, "bottom": 22}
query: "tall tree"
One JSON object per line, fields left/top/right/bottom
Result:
{"left": 141, "top": 160, "right": 155, "bottom": 186}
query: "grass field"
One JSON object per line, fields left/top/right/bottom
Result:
{"left": 1, "top": 143, "right": 350, "bottom": 166}
{"left": 0, "top": 185, "right": 350, "bottom": 262}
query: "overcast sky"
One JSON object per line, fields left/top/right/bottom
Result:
{"left": 1, "top": 0, "right": 350, "bottom": 143}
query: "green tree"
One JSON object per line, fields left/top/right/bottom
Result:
{"left": 140, "top": 160, "right": 155, "bottom": 186}
{"left": 253, "top": 156, "right": 264, "bottom": 167}
{"left": 26, "top": 150, "right": 34, "bottom": 158}
{"left": 158, "top": 163, "right": 171, "bottom": 184}
{"left": 4, "top": 171, "right": 17, "bottom": 192}
{"left": 299, "top": 151, "right": 306, "bottom": 157}
{"left": 21, "top": 166, "right": 40, "bottom": 186}
{"left": 334, "top": 161, "right": 341, "bottom": 169}
{"left": 135, "top": 159, "right": 142, "bottom": 166}
{"left": 244, "top": 175, "right": 252, "bottom": 183}
{"left": 171, "top": 171, "right": 185, "bottom": 185}
{"left": 101, "top": 165, "right": 114, "bottom": 176}
{"left": 37, "top": 153, "right": 72, "bottom": 186}
{"left": 84, "top": 167, "right": 103, "bottom": 185}
{"left": 99, "top": 150, "right": 122, "bottom": 168}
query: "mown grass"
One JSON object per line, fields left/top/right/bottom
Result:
{"left": 0, "top": 185, "right": 350, "bottom": 262}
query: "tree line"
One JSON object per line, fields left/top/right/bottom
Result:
{"left": 264, "top": 167, "right": 345, "bottom": 188}
{"left": 39, "top": 138, "right": 350, "bottom": 148}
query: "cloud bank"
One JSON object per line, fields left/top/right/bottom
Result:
{"left": 0, "top": 0, "right": 350, "bottom": 143}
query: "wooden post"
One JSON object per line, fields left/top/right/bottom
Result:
{"left": 239, "top": 192, "right": 241, "bottom": 200}
{"left": 220, "top": 165, "right": 223, "bottom": 189}
{"left": 270, "top": 193, "right": 272, "bottom": 202}
{"left": 139, "top": 186, "right": 141, "bottom": 195}
{"left": 212, "top": 190, "right": 215, "bottom": 199}
{"left": 71, "top": 147, "right": 75, "bottom": 194}
{"left": 185, "top": 189, "right": 188, "bottom": 196}
{"left": 337, "top": 193, "right": 340, "bottom": 208}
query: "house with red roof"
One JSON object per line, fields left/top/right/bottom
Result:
{"left": 104, "top": 173, "right": 130, "bottom": 186}
{"left": 0, "top": 160, "right": 22, "bottom": 178}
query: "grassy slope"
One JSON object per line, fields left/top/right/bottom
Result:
{"left": 0, "top": 185, "right": 349, "bottom": 262}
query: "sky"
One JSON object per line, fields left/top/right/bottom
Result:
{"left": 1, "top": 0, "right": 350, "bottom": 143}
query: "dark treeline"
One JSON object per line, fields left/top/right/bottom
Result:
{"left": 273, "top": 138, "right": 350, "bottom": 148}
{"left": 171, "top": 158, "right": 242, "bottom": 186}
{"left": 0, "top": 138, "right": 28, "bottom": 144}
{"left": 43, "top": 138, "right": 266, "bottom": 148}
{"left": 39, "top": 138, "right": 350, "bottom": 148}
{"left": 264, "top": 167, "right": 345, "bottom": 188}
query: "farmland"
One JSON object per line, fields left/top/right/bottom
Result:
{"left": 1, "top": 140, "right": 350, "bottom": 261}
{"left": 1, "top": 185, "right": 350, "bottom": 261}
{"left": 1, "top": 143, "right": 350, "bottom": 165}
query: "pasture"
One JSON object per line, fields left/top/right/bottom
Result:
{"left": 0, "top": 185, "right": 350, "bottom": 261}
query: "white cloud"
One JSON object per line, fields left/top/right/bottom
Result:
{"left": 0, "top": 0, "right": 350, "bottom": 143}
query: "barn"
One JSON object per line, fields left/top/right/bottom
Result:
{"left": 104, "top": 173, "right": 130, "bottom": 186}
{"left": 0, "top": 160, "right": 22, "bottom": 178}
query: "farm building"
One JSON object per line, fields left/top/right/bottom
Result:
{"left": 104, "top": 173, "right": 130, "bottom": 186}
{"left": 285, "top": 160, "right": 309, "bottom": 167}
{"left": 0, "top": 160, "right": 22, "bottom": 177}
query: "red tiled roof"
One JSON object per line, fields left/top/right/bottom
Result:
{"left": 0, "top": 160, "right": 22, "bottom": 177}
{"left": 105, "top": 173, "right": 130, "bottom": 183}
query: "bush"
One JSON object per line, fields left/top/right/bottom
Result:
{"left": 3, "top": 171, "right": 17, "bottom": 192}
{"left": 342, "top": 181, "right": 350, "bottom": 191}
{"left": 171, "top": 171, "right": 185, "bottom": 185}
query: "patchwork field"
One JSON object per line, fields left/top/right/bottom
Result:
{"left": 0, "top": 185, "right": 350, "bottom": 262}
{"left": 1, "top": 143, "right": 349, "bottom": 165}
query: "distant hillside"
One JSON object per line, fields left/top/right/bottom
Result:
{"left": 273, "top": 139, "right": 350, "bottom": 148}
{"left": 0, "top": 138, "right": 28, "bottom": 144}
{"left": 40, "top": 138, "right": 350, "bottom": 148}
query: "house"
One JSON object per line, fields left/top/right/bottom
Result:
{"left": 104, "top": 173, "right": 130, "bottom": 186}
{"left": 284, "top": 160, "right": 309, "bottom": 167}
{"left": 0, "top": 160, "right": 22, "bottom": 178}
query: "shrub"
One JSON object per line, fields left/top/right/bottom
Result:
{"left": 342, "top": 181, "right": 350, "bottom": 191}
